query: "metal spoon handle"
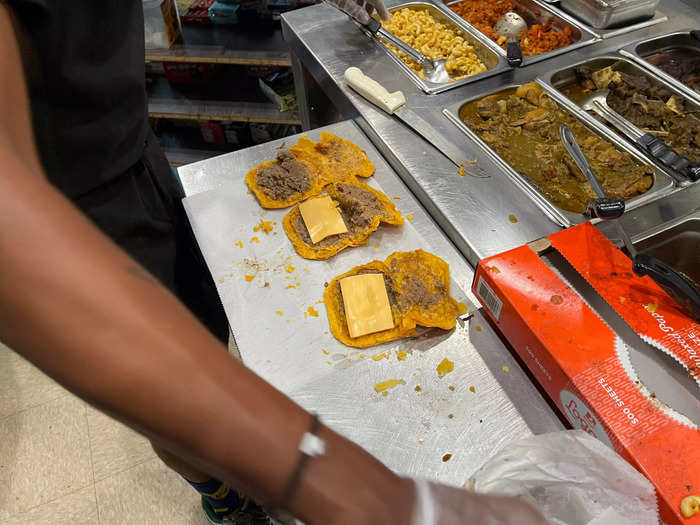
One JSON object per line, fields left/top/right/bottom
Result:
{"left": 560, "top": 124, "right": 638, "bottom": 258}
{"left": 363, "top": 18, "right": 428, "bottom": 65}
{"left": 589, "top": 99, "right": 644, "bottom": 141}
{"left": 559, "top": 124, "right": 606, "bottom": 197}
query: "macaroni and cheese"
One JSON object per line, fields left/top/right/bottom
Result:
{"left": 380, "top": 8, "right": 487, "bottom": 81}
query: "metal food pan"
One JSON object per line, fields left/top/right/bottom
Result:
{"left": 620, "top": 30, "right": 700, "bottom": 105}
{"left": 373, "top": 2, "right": 508, "bottom": 95}
{"left": 539, "top": 55, "right": 700, "bottom": 178}
{"left": 559, "top": 0, "right": 658, "bottom": 30}
{"left": 442, "top": 85, "right": 675, "bottom": 228}
{"left": 443, "top": 0, "right": 598, "bottom": 66}
{"left": 532, "top": 2, "right": 666, "bottom": 39}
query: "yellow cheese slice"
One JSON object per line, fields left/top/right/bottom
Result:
{"left": 339, "top": 273, "right": 394, "bottom": 338}
{"left": 298, "top": 195, "right": 348, "bottom": 244}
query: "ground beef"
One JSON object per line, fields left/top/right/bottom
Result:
{"left": 333, "top": 184, "right": 385, "bottom": 228}
{"left": 398, "top": 276, "right": 442, "bottom": 309}
{"left": 256, "top": 149, "right": 311, "bottom": 200}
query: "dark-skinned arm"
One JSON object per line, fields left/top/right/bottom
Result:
{"left": 0, "top": 6, "right": 415, "bottom": 524}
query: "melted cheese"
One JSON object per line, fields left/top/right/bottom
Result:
{"left": 298, "top": 196, "right": 348, "bottom": 244}
{"left": 339, "top": 273, "right": 394, "bottom": 338}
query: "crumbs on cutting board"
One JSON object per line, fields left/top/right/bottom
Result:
{"left": 372, "top": 351, "right": 390, "bottom": 361}
{"left": 250, "top": 237, "right": 260, "bottom": 243}
{"left": 307, "top": 306, "right": 319, "bottom": 317}
{"left": 285, "top": 265, "right": 295, "bottom": 273}
{"left": 406, "top": 214, "right": 414, "bottom": 221}
{"left": 235, "top": 241, "right": 244, "bottom": 248}
{"left": 244, "top": 275, "right": 255, "bottom": 282}
{"left": 275, "top": 310, "right": 284, "bottom": 316}
{"left": 502, "top": 365, "right": 510, "bottom": 373}
{"left": 469, "top": 385, "right": 476, "bottom": 393}
{"left": 437, "top": 358, "right": 454, "bottom": 378}
{"left": 396, "top": 350, "right": 407, "bottom": 361}
{"left": 374, "top": 379, "right": 406, "bottom": 394}
{"left": 253, "top": 220, "right": 274, "bottom": 234}
{"left": 442, "top": 453, "right": 452, "bottom": 462}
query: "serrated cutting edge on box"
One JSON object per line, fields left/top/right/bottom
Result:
{"left": 541, "top": 249, "right": 698, "bottom": 429}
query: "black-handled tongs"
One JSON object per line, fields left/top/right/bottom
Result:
{"left": 560, "top": 123, "right": 700, "bottom": 322}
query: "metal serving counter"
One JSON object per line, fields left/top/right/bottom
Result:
{"left": 281, "top": 0, "right": 699, "bottom": 265}
{"left": 178, "top": 120, "right": 563, "bottom": 484}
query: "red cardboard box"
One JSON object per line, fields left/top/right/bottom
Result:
{"left": 473, "top": 222, "right": 699, "bottom": 524}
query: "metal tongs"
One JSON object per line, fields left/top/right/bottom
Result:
{"left": 360, "top": 18, "right": 451, "bottom": 83}
{"left": 579, "top": 89, "right": 700, "bottom": 181}
{"left": 560, "top": 123, "right": 700, "bottom": 322}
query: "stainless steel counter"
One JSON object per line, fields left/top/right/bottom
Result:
{"left": 178, "top": 120, "right": 563, "bottom": 484}
{"left": 281, "top": 0, "right": 699, "bottom": 265}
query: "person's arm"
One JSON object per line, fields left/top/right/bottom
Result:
{"left": 0, "top": 6, "right": 547, "bottom": 525}
{"left": 0, "top": 6, "right": 414, "bottom": 524}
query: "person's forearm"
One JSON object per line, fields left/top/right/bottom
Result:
{"left": 0, "top": 152, "right": 413, "bottom": 524}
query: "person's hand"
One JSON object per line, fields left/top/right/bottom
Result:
{"left": 325, "top": 0, "right": 389, "bottom": 25}
{"left": 411, "top": 480, "right": 548, "bottom": 525}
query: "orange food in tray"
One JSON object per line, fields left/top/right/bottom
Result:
{"left": 324, "top": 250, "right": 466, "bottom": 348}
{"left": 448, "top": 0, "right": 574, "bottom": 56}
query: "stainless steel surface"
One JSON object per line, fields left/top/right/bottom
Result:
{"left": 177, "top": 119, "right": 563, "bottom": 481}
{"left": 395, "top": 107, "right": 476, "bottom": 168}
{"left": 370, "top": 2, "right": 509, "bottom": 94}
{"left": 443, "top": 84, "right": 675, "bottom": 227}
{"left": 282, "top": 0, "right": 698, "bottom": 266}
{"left": 579, "top": 89, "right": 644, "bottom": 140}
{"left": 619, "top": 29, "right": 700, "bottom": 105}
{"left": 559, "top": 123, "right": 638, "bottom": 256}
{"left": 545, "top": 2, "right": 667, "bottom": 38}
{"left": 559, "top": 0, "right": 659, "bottom": 29}
{"left": 445, "top": 0, "right": 599, "bottom": 66}
{"left": 284, "top": 25, "right": 312, "bottom": 130}
{"left": 540, "top": 54, "right": 699, "bottom": 177}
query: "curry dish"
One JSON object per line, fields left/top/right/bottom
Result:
{"left": 460, "top": 82, "right": 654, "bottom": 213}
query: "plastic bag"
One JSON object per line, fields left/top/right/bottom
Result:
{"left": 468, "top": 430, "right": 659, "bottom": 525}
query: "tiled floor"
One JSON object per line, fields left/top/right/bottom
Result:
{"left": 0, "top": 341, "right": 208, "bottom": 525}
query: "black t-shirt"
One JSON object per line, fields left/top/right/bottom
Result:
{"left": 5, "top": 0, "right": 148, "bottom": 198}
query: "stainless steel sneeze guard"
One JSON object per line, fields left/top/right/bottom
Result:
{"left": 443, "top": 84, "right": 676, "bottom": 228}
{"left": 443, "top": 0, "right": 599, "bottom": 67}
{"left": 372, "top": 2, "right": 509, "bottom": 94}
{"left": 619, "top": 29, "right": 700, "bottom": 105}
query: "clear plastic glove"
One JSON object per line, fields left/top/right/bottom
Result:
{"left": 411, "top": 479, "right": 548, "bottom": 525}
{"left": 325, "top": 0, "right": 390, "bottom": 25}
